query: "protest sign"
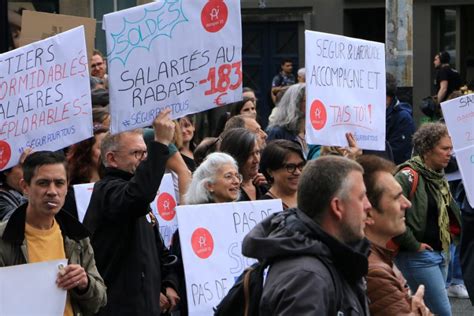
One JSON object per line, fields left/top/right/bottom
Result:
{"left": 0, "top": 259, "right": 68, "bottom": 316}
{"left": 176, "top": 199, "right": 282, "bottom": 316}
{"left": 74, "top": 174, "right": 177, "bottom": 247}
{"left": 0, "top": 26, "right": 93, "bottom": 171}
{"left": 73, "top": 182, "right": 95, "bottom": 223}
{"left": 441, "top": 93, "right": 474, "bottom": 207}
{"left": 305, "top": 31, "right": 386, "bottom": 150}
{"left": 20, "top": 10, "right": 97, "bottom": 62}
{"left": 103, "top": 0, "right": 243, "bottom": 134}
{"left": 149, "top": 173, "right": 178, "bottom": 247}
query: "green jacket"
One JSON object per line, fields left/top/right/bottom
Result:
{"left": 394, "top": 168, "right": 461, "bottom": 252}
{"left": 0, "top": 204, "right": 107, "bottom": 316}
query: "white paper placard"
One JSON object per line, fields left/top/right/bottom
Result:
{"left": 305, "top": 30, "right": 386, "bottom": 150}
{"left": 103, "top": 0, "right": 242, "bottom": 134}
{"left": 441, "top": 94, "right": 474, "bottom": 207}
{"left": 0, "top": 259, "right": 68, "bottom": 316}
{"left": 176, "top": 199, "right": 283, "bottom": 316}
{"left": 0, "top": 26, "right": 93, "bottom": 171}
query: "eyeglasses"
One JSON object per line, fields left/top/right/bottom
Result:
{"left": 113, "top": 150, "right": 148, "bottom": 160}
{"left": 223, "top": 172, "right": 243, "bottom": 183}
{"left": 283, "top": 161, "right": 306, "bottom": 173}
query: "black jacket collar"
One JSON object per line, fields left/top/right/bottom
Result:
{"left": 103, "top": 167, "right": 133, "bottom": 181}
{"left": 2, "top": 203, "right": 90, "bottom": 244}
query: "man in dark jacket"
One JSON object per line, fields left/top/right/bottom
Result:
{"left": 0, "top": 151, "right": 107, "bottom": 316}
{"left": 242, "top": 156, "right": 372, "bottom": 315}
{"left": 83, "top": 109, "right": 178, "bottom": 315}
{"left": 386, "top": 73, "right": 416, "bottom": 165}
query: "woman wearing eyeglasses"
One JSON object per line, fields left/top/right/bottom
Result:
{"left": 259, "top": 140, "right": 305, "bottom": 209}
{"left": 184, "top": 152, "right": 241, "bottom": 204}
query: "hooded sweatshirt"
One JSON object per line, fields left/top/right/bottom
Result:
{"left": 242, "top": 208, "right": 370, "bottom": 315}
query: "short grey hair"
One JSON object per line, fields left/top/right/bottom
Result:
{"left": 100, "top": 129, "right": 142, "bottom": 166}
{"left": 184, "top": 152, "right": 239, "bottom": 205}
{"left": 298, "top": 156, "right": 363, "bottom": 223}
{"left": 268, "top": 83, "right": 305, "bottom": 134}
{"left": 297, "top": 68, "right": 305, "bottom": 78}
{"left": 413, "top": 122, "right": 449, "bottom": 157}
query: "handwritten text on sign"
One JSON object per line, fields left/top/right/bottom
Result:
{"left": 104, "top": 0, "right": 242, "bottom": 134}
{"left": 305, "top": 31, "right": 386, "bottom": 150}
{"left": 0, "top": 26, "right": 92, "bottom": 170}
{"left": 441, "top": 94, "right": 474, "bottom": 208}
{"left": 176, "top": 199, "right": 282, "bottom": 316}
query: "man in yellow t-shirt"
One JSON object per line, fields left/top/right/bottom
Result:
{"left": 0, "top": 151, "right": 107, "bottom": 316}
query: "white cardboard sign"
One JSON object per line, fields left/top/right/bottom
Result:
{"left": 441, "top": 94, "right": 474, "bottom": 207}
{"left": 305, "top": 30, "right": 386, "bottom": 150}
{"left": 103, "top": 0, "right": 243, "bottom": 134}
{"left": 176, "top": 199, "right": 283, "bottom": 316}
{"left": 74, "top": 173, "right": 178, "bottom": 247}
{"left": 0, "top": 26, "right": 93, "bottom": 171}
{"left": 0, "top": 259, "right": 68, "bottom": 316}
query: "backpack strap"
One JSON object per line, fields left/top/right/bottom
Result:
{"left": 316, "top": 257, "right": 343, "bottom": 313}
{"left": 401, "top": 167, "right": 418, "bottom": 201}
{"left": 243, "top": 267, "right": 253, "bottom": 316}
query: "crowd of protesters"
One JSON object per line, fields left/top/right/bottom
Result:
{"left": 0, "top": 49, "right": 473, "bottom": 316}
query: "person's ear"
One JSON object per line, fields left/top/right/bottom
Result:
{"left": 365, "top": 208, "right": 376, "bottom": 226}
{"left": 204, "top": 181, "right": 215, "bottom": 193}
{"left": 105, "top": 151, "right": 118, "bottom": 168}
{"left": 19, "top": 178, "right": 29, "bottom": 196}
{"left": 329, "top": 197, "right": 344, "bottom": 221}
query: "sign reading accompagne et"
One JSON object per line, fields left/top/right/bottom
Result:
{"left": 74, "top": 174, "right": 178, "bottom": 247}
{"left": 103, "top": 0, "right": 243, "bottom": 134}
{"left": 0, "top": 26, "right": 93, "bottom": 171}
{"left": 176, "top": 199, "right": 282, "bottom": 316}
{"left": 305, "top": 31, "right": 386, "bottom": 150}
{"left": 441, "top": 94, "right": 474, "bottom": 208}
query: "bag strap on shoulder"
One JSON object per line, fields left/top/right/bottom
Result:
{"left": 401, "top": 167, "right": 419, "bottom": 200}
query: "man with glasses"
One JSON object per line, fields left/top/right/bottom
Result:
{"left": 83, "top": 109, "right": 179, "bottom": 315}
{"left": 90, "top": 49, "right": 107, "bottom": 81}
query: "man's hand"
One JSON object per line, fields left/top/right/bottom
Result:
{"left": 165, "top": 287, "right": 180, "bottom": 311}
{"left": 344, "top": 132, "right": 363, "bottom": 159}
{"left": 411, "top": 285, "right": 432, "bottom": 315}
{"left": 418, "top": 243, "right": 433, "bottom": 252}
{"left": 153, "top": 108, "right": 175, "bottom": 146}
{"left": 160, "top": 293, "right": 171, "bottom": 313}
{"left": 57, "top": 264, "right": 88, "bottom": 291}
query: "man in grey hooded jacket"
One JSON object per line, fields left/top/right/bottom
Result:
{"left": 243, "top": 156, "right": 372, "bottom": 315}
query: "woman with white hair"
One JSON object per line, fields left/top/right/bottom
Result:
{"left": 171, "top": 152, "right": 241, "bottom": 315}
{"left": 184, "top": 152, "right": 242, "bottom": 204}
{"left": 266, "top": 83, "right": 307, "bottom": 155}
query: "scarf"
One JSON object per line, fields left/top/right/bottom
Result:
{"left": 400, "top": 156, "right": 452, "bottom": 253}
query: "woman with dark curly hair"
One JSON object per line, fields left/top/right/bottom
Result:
{"left": 259, "top": 140, "right": 305, "bottom": 209}
{"left": 394, "top": 122, "right": 461, "bottom": 316}
{"left": 63, "top": 125, "right": 108, "bottom": 219}
{"left": 67, "top": 125, "right": 109, "bottom": 185}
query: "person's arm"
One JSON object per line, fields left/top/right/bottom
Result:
{"left": 367, "top": 266, "right": 413, "bottom": 315}
{"left": 101, "top": 110, "right": 175, "bottom": 218}
{"left": 437, "top": 80, "right": 448, "bottom": 103}
{"left": 64, "top": 239, "right": 107, "bottom": 314}
{"left": 166, "top": 151, "right": 191, "bottom": 204}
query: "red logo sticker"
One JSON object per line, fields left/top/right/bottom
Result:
{"left": 191, "top": 228, "right": 214, "bottom": 259}
{"left": 0, "top": 141, "right": 12, "bottom": 170}
{"left": 157, "top": 192, "right": 176, "bottom": 221}
{"left": 310, "top": 100, "right": 327, "bottom": 130}
{"left": 201, "top": 0, "right": 228, "bottom": 33}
